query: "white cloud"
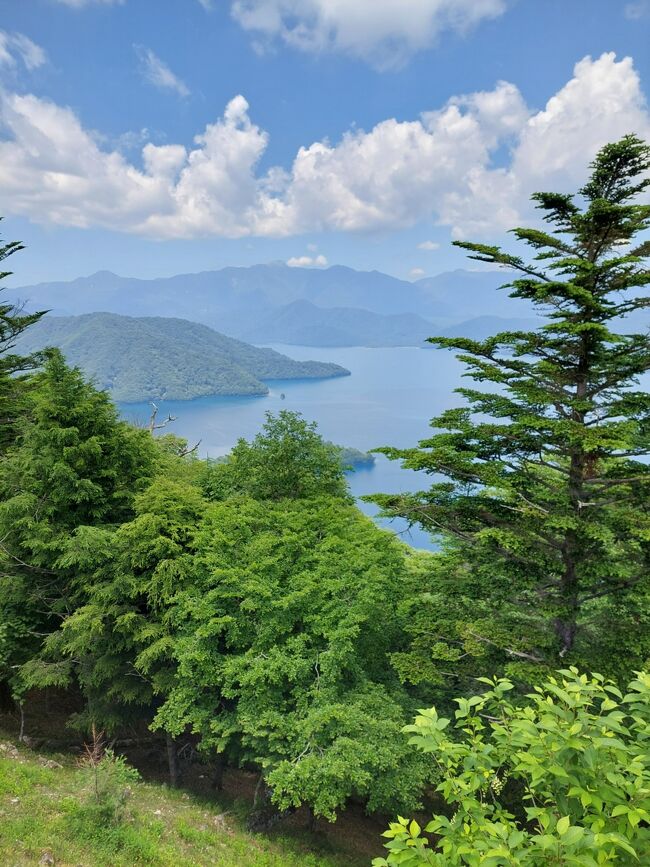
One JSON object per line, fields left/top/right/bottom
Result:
{"left": 409, "top": 267, "right": 426, "bottom": 279}
{"left": 418, "top": 240, "right": 440, "bottom": 250}
{"left": 135, "top": 45, "right": 190, "bottom": 98}
{"left": 428, "top": 52, "right": 650, "bottom": 237}
{"left": 231, "top": 0, "right": 507, "bottom": 68}
{"left": 0, "top": 52, "right": 648, "bottom": 241}
{"left": 287, "top": 254, "right": 328, "bottom": 267}
{"left": 0, "top": 31, "right": 46, "bottom": 70}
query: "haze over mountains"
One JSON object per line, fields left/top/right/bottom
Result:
{"left": 11, "top": 264, "right": 538, "bottom": 347}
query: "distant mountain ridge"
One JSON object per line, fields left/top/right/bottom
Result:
{"left": 13, "top": 312, "right": 350, "bottom": 402}
{"left": 242, "top": 300, "right": 436, "bottom": 347}
{"left": 10, "top": 264, "right": 537, "bottom": 347}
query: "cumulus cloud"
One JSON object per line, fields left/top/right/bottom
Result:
{"left": 135, "top": 45, "right": 190, "bottom": 97}
{"left": 0, "top": 52, "right": 648, "bottom": 241}
{"left": 409, "top": 267, "right": 426, "bottom": 279}
{"left": 0, "top": 31, "right": 46, "bottom": 70}
{"left": 231, "top": 0, "right": 507, "bottom": 68}
{"left": 418, "top": 240, "right": 440, "bottom": 250}
{"left": 287, "top": 254, "right": 328, "bottom": 267}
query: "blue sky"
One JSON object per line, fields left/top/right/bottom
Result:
{"left": 1, "top": 0, "right": 649, "bottom": 285}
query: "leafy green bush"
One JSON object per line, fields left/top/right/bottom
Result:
{"left": 374, "top": 669, "right": 650, "bottom": 866}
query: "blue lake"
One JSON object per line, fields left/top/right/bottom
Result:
{"left": 119, "top": 345, "right": 466, "bottom": 550}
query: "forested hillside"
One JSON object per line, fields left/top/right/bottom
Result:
{"left": 1, "top": 138, "right": 649, "bottom": 867}
{"left": 12, "top": 312, "right": 349, "bottom": 401}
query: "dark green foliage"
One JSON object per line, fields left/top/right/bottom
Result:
{"left": 0, "top": 351, "right": 155, "bottom": 694}
{"left": 32, "top": 476, "right": 206, "bottom": 731}
{"left": 12, "top": 312, "right": 350, "bottom": 401}
{"left": 0, "top": 227, "right": 47, "bottom": 451}
{"left": 372, "top": 135, "right": 650, "bottom": 681}
{"left": 202, "top": 411, "right": 350, "bottom": 501}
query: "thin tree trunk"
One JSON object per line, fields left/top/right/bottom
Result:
{"left": 211, "top": 754, "right": 225, "bottom": 791}
{"left": 18, "top": 701, "right": 25, "bottom": 743}
{"left": 252, "top": 773, "right": 265, "bottom": 809}
{"left": 166, "top": 733, "right": 179, "bottom": 788}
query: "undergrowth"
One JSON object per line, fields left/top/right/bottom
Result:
{"left": 0, "top": 735, "right": 365, "bottom": 866}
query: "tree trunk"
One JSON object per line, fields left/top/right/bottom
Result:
{"left": 247, "top": 775, "right": 296, "bottom": 833}
{"left": 211, "top": 754, "right": 225, "bottom": 791}
{"left": 252, "top": 773, "right": 265, "bottom": 809}
{"left": 18, "top": 701, "right": 25, "bottom": 743}
{"left": 166, "top": 733, "right": 179, "bottom": 788}
{"left": 555, "top": 331, "right": 591, "bottom": 658}
{"left": 556, "top": 462, "right": 583, "bottom": 657}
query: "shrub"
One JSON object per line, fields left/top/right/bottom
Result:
{"left": 374, "top": 669, "right": 650, "bottom": 866}
{"left": 76, "top": 729, "right": 140, "bottom": 825}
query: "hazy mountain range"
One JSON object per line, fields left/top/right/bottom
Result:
{"left": 13, "top": 313, "right": 349, "bottom": 402}
{"left": 10, "top": 264, "right": 538, "bottom": 347}
{"left": 12, "top": 263, "right": 645, "bottom": 404}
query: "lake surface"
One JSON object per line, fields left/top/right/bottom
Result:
{"left": 119, "top": 345, "right": 466, "bottom": 550}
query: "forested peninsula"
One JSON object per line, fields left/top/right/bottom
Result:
{"left": 11, "top": 312, "right": 350, "bottom": 401}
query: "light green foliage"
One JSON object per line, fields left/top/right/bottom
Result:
{"left": 202, "top": 411, "right": 350, "bottom": 501}
{"left": 154, "top": 496, "right": 428, "bottom": 819}
{"left": 373, "top": 135, "right": 650, "bottom": 680}
{"left": 375, "top": 669, "right": 650, "bottom": 866}
{"left": 18, "top": 408, "right": 427, "bottom": 820}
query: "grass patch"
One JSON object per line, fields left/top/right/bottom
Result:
{"left": 0, "top": 735, "right": 367, "bottom": 866}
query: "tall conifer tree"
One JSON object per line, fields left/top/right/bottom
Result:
{"left": 0, "top": 352, "right": 155, "bottom": 698}
{"left": 374, "top": 136, "right": 650, "bottom": 674}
